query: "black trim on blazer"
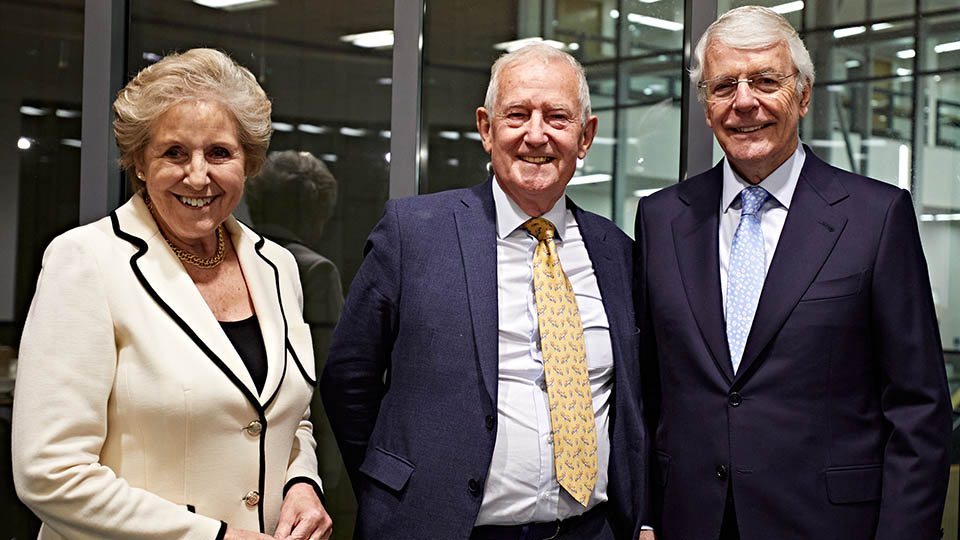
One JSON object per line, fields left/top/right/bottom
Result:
{"left": 249, "top": 229, "right": 317, "bottom": 388}
{"left": 110, "top": 211, "right": 283, "bottom": 532}
{"left": 216, "top": 521, "right": 227, "bottom": 540}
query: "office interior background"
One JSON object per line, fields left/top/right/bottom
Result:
{"left": 1, "top": 0, "right": 958, "bottom": 538}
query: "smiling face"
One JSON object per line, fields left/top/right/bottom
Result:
{"left": 703, "top": 41, "right": 810, "bottom": 183}
{"left": 137, "top": 100, "right": 245, "bottom": 254}
{"left": 476, "top": 57, "right": 598, "bottom": 216}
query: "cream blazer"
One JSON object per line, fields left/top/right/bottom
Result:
{"left": 12, "top": 193, "right": 321, "bottom": 539}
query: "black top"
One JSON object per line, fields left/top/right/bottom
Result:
{"left": 220, "top": 315, "right": 267, "bottom": 394}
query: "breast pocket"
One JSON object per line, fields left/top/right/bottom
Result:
{"left": 799, "top": 271, "right": 864, "bottom": 302}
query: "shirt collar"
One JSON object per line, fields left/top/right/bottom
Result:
{"left": 492, "top": 176, "right": 568, "bottom": 241}
{"left": 721, "top": 141, "right": 805, "bottom": 213}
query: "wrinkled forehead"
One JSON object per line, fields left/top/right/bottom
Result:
{"left": 496, "top": 58, "right": 581, "bottom": 107}
{"left": 703, "top": 40, "right": 794, "bottom": 78}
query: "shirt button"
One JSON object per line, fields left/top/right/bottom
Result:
{"left": 485, "top": 415, "right": 495, "bottom": 430}
{"left": 716, "top": 465, "right": 728, "bottom": 480}
{"left": 547, "top": 433, "right": 554, "bottom": 445}
{"left": 243, "top": 420, "right": 263, "bottom": 435}
{"left": 468, "top": 478, "right": 480, "bottom": 495}
{"left": 539, "top": 381, "right": 548, "bottom": 392}
{"left": 242, "top": 490, "right": 260, "bottom": 506}
{"left": 728, "top": 392, "right": 742, "bottom": 407}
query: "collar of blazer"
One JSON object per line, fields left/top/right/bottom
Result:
{"left": 109, "top": 192, "right": 311, "bottom": 412}
{"left": 670, "top": 146, "right": 849, "bottom": 386}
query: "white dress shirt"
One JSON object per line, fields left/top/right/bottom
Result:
{"left": 720, "top": 143, "right": 805, "bottom": 311}
{"left": 475, "top": 179, "right": 613, "bottom": 526}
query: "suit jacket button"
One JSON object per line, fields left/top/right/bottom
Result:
{"left": 728, "top": 392, "right": 742, "bottom": 407}
{"left": 242, "top": 490, "right": 260, "bottom": 506}
{"left": 468, "top": 478, "right": 480, "bottom": 494}
{"left": 244, "top": 420, "right": 263, "bottom": 435}
{"left": 715, "top": 465, "right": 728, "bottom": 480}
{"left": 485, "top": 415, "right": 495, "bottom": 430}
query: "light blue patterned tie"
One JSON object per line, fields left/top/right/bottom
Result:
{"left": 726, "top": 186, "right": 770, "bottom": 373}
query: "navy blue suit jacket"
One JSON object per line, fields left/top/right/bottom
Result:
{"left": 322, "top": 179, "right": 650, "bottom": 540}
{"left": 633, "top": 147, "right": 952, "bottom": 540}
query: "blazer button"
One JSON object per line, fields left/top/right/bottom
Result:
{"left": 728, "top": 392, "right": 742, "bottom": 407}
{"left": 243, "top": 420, "right": 263, "bottom": 435}
{"left": 485, "top": 415, "right": 495, "bottom": 430}
{"left": 242, "top": 490, "right": 260, "bottom": 506}
{"left": 715, "top": 465, "right": 728, "bottom": 480}
{"left": 468, "top": 478, "right": 480, "bottom": 495}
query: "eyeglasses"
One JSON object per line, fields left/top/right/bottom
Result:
{"left": 697, "top": 71, "right": 800, "bottom": 102}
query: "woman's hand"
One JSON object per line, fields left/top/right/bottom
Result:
{"left": 224, "top": 526, "right": 274, "bottom": 540}
{"left": 273, "top": 483, "right": 333, "bottom": 540}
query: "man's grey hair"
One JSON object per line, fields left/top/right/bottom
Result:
{"left": 483, "top": 43, "right": 592, "bottom": 124}
{"left": 690, "top": 5, "right": 815, "bottom": 104}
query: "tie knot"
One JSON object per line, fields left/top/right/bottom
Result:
{"left": 739, "top": 186, "right": 769, "bottom": 216}
{"left": 523, "top": 217, "right": 557, "bottom": 242}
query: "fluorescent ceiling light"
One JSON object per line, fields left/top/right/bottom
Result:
{"left": 936, "top": 213, "right": 960, "bottom": 221}
{"left": 377, "top": 77, "right": 392, "bottom": 85}
{"left": 297, "top": 123, "right": 328, "bottom": 134}
{"left": 934, "top": 40, "right": 960, "bottom": 53}
{"left": 446, "top": 159, "right": 460, "bottom": 167}
{"left": 870, "top": 22, "right": 893, "bottom": 31}
{"left": 384, "top": 152, "right": 391, "bottom": 163}
{"left": 627, "top": 13, "right": 683, "bottom": 32}
{"left": 896, "top": 49, "right": 916, "bottom": 59}
{"left": 56, "top": 109, "right": 80, "bottom": 118}
{"left": 463, "top": 132, "right": 483, "bottom": 141}
{"left": 193, "top": 0, "right": 276, "bottom": 10}
{"left": 568, "top": 42, "right": 580, "bottom": 51}
{"left": 380, "top": 130, "right": 391, "bottom": 138}
{"left": 339, "top": 127, "right": 368, "bottom": 137}
{"left": 569, "top": 173, "right": 612, "bottom": 185}
{"left": 844, "top": 59, "right": 861, "bottom": 68}
{"left": 60, "top": 138, "right": 82, "bottom": 148}
{"left": 340, "top": 30, "right": 394, "bottom": 49}
{"left": 896, "top": 67, "right": 912, "bottom": 76}
{"left": 319, "top": 153, "right": 338, "bottom": 163}
{"left": 770, "top": 1, "right": 804, "bottom": 14}
{"left": 833, "top": 26, "right": 866, "bottom": 38}
{"left": 438, "top": 131, "right": 460, "bottom": 140}
{"left": 610, "top": 9, "right": 620, "bottom": 18}
{"left": 20, "top": 106, "right": 49, "bottom": 116}
{"left": 493, "top": 37, "right": 565, "bottom": 52}
{"left": 271, "top": 122, "right": 294, "bottom": 132}
{"left": 17, "top": 137, "right": 32, "bottom": 150}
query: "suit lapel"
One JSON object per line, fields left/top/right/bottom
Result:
{"left": 113, "top": 194, "right": 261, "bottom": 400}
{"left": 454, "top": 181, "right": 500, "bottom": 404}
{"left": 734, "top": 151, "right": 848, "bottom": 383}
{"left": 231, "top": 221, "right": 289, "bottom": 405}
{"left": 672, "top": 167, "right": 735, "bottom": 382}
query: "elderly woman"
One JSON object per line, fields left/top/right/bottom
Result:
{"left": 11, "top": 49, "right": 332, "bottom": 540}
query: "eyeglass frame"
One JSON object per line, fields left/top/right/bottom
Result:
{"left": 696, "top": 71, "right": 801, "bottom": 102}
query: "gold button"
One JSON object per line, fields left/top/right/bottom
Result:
{"left": 242, "top": 490, "right": 260, "bottom": 506}
{"left": 244, "top": 420, "right": 262, "bottom": 435}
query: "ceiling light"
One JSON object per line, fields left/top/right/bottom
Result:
{"left": 60, "top": 138, "right": 81, "bottom": 148}
{"left": 870, "top": 22, "right": 893, "bottom": 31}
{"left": 833, "top": 26, "right": 866, "bottom": 39}
{"left": 380, "top": 130, "right": 391, "bottom": 138}
{"left": 340, "top": 127, "right": 368, "bottom": 137}
{"left": 493, "top": 37, "right": 565, "bottom": 52}
{"left": 20, "top": 106, "right": 49, "bottom": 116}
{"left": 320, "top": 153, "right": 338, "bottom": 163}
{"left": 463, "top": 132, "right": 483, "bottom": 141}
{"left": 193, "top": 0, "right": 276, "bottom": 11}
{"left": 844, "top": 59, "right": 862, "bottom": 68}
{"left": 18, "top": 137, "right": 32, "bottom": 150}
{"left": 632, "top": 188, "right": 661, "bottom": 198}
{"left": 627, "top": 13, "right": 683, "bottom": 32}
{"left": 377, "top": 77, "right": 393, "bottom": 85}
{"left": 438, "top": 131, "right": 460, "bottom": 140}
{"left": 934, "top": 40, "right": 960, "bottom": 53}
{"left": 297, "top": 123, "right": 328, "bottom": 134}
{"left": 569, "top": 173, "right": 612, "bottom": 185}
{"left": 340, "top": 30, "right": 394, "bottom": 49}
{"left": 56, "top": 109, "right": 80, "bottom": 118}
{"left": 896, "top": 67, "right": 912, "bottom": 76}
{"left": 896, "top": 49, "right": 916, "bottom": 59}
{"left": 610, "top": 9, "right": 620, "bottom": 19}
{"left": 770, "top": 1, "right": 804, "bottom": 14}
{"left": 271, "top": 122, "right": 294, "bottom": 132}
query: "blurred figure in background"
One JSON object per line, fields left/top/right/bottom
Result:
{"left": 247, "top": 150, "right": 352, "bottom": 537}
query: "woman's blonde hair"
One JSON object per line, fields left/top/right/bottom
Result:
{"left": 113, "top": 48, "right": 272, "bottom": 190}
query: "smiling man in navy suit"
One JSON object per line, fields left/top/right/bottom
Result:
{"left": 633, "top": 6, "right": 952, "bottom": 540}
{"left": 322, "top": 43, "right": 652, "bottom": 540}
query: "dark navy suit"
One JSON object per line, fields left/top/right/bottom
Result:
{"left": 322, "top": 180, "right": 649, "bottom": 540}
{"left": 634, "top": 147, "right": 952, "bottom": 540}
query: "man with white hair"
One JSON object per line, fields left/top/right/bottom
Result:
{"left": 633, "top": 6, "right": 951, "bottom": 540}
{"left": 324, "top": 43, "right": 653, "bottom": 540}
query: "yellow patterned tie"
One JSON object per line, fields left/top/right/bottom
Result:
{"left": 523, "top": 217, "right": 598, "bottom": 507}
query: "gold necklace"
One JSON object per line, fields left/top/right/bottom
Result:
{"left": 143, "top": 194, "right": 226, "bottom": 269}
